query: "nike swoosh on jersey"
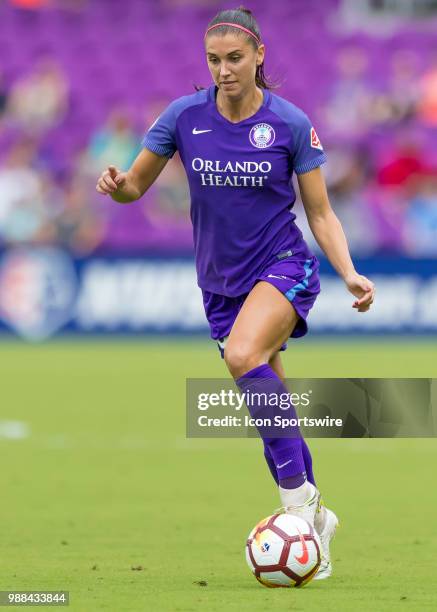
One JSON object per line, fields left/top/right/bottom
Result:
{"left": 276, "top": 459, "right": 293, "bottom": 469}
{"left": 192, "top": 128, "right": 212, "bottom": 134}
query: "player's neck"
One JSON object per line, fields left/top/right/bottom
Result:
{"left": 216, "top": 86, "right": 264, "bottom": 124}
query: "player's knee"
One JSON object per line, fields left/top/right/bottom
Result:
{"left": 224, "top": 342, "right": 264, "bottom": 379}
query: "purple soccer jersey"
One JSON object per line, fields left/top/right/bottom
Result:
{"left": 142, "top": 85, "right": 327, "bottom": 297}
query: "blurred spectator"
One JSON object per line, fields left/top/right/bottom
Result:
{"left": 0, "top": 70, "right": 8, "bottom": 118}
{"left": 80, "top": 108, "right": 139, "bottom": 178}
{"left": 417, "top": 55, "right": 437, "bottom": 126}
{"left": 403, "top": 171, "right": 437, "bottom": 256}
{"left": 324, "top": 147, "right": 379, "bottom": 254}
{"left": 6, "top": 58, "right": 69, "bottom": 133}
{"left": 147, "top": 154, "right": 191, "bottom": 225}
{"left": 0, "top": 137, "right": 106, "bottom": 255}
{"left": 0, "top": 70, "right": 8, "bottom": 136}
{"left": 41, "top": 174, "right": 107, "bottom": 256}
{"left": 386, "top": 51, "right": 420, "bottom": 123}
{"left": 377, "top": 141, "right": 425, "bottom": 187}
{"left": 9, "top": 0, "right": 49, "bottom": 7}
{"left": 0, "top": 139, "right": 46, "bottom": 244}
{"left": 323, "top": 47, "right": 374, "bottom": 137}
{"left": 366, "top": 51, "right": 420, "bottom": 127}
{"left": 9, "top": 0, "right": 88, "bottom": 9}
{"left": 370, "top": 138, "right": 427, "bottom": 252}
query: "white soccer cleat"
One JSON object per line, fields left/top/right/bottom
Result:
{"left": 275, "top": 486, "right": 321, "bottom": 528}
{"left": 313, "top": 507, "right": 339, "bottom": 580}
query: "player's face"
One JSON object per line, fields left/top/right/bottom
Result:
{"left": 205, "top": 33, "right": 265, "bottom": 99}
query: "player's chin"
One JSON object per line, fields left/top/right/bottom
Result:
{"left": 219, "top": 81, "right": 240, "bottom": 94}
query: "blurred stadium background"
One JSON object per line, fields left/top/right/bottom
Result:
{"left": 0, "top": 1, "right": 436, "bottom": 610}
{"left": 0, "top": 0, "right": 436, "bottom": 339}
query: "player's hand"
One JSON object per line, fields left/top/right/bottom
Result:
{"left": 96, "top": 165, "right": 128, "bottom": 196}
{"left": 344, "top": 272, "right": 375, "bottom": 312}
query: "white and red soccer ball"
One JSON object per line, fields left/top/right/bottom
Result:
{"left": 246, "top": 513, "right": 321, "bottom": 587}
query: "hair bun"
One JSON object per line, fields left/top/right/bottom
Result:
{"left": 236, "top": 5, "right": 253, "bottom": 16}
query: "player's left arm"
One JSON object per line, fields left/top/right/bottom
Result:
{"left": 298, "top": 167, "right": 375, "bottom": 312}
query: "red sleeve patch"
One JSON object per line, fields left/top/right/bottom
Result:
{"left": 310, "top": 127, "right": 323, "bottom": 151}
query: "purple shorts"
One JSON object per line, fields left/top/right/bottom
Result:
{"left": 202, "top": 254, "right": 321, "bottom": 358}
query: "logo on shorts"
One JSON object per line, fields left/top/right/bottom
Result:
{"left": 249, "top": 123, "right": 275, "bottom": 149}
{"left": 267, "top": 274, "right": 289, "bottom": 280}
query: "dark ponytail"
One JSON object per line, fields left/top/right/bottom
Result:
{"left": 204, "top": 6, "right": 278, "bottom": 90}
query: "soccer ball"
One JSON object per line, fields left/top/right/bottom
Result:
{"left": 246, "top": 513, "right": 321, "bottom": 587}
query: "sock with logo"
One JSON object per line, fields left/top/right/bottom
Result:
{"left": 236, "top": 363, "right": 308, "bottom": 487}
{"left": 264, "top": 438, "right": 316, "bottom": 487}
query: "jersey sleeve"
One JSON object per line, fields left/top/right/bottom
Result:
{"left": 291, "top": 112, "right": 327, "bottom": 175}
{"left": 141, "top": 101, "right": 178, "bottom": 158}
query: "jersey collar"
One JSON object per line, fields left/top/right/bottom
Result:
{"left": 208, "top": 84, "right": 271, "bottom": 124}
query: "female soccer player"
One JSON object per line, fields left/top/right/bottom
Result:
{"left": 96, "top": 7, "right": 375, "bottom": 579}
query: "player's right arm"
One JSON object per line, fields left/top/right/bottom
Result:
{"left": 96, "top": 149, "right": 169, "bottom": 203}
{"left": 97, "top": 95, "right": 191, "bottom": 202}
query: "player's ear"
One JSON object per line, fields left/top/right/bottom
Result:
{"left": 256, "top": 44, "right": 265, "bottom": 66}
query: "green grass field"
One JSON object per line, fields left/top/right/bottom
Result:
{"left": 1, "top": 339, "right": 436, "bottom": 611}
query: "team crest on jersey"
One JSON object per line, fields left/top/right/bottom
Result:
{"left": 249, "top": 123, "right": 275, "bottom": 149}
{"left": 310, "top": 127, "right": 323, "bottom": 151}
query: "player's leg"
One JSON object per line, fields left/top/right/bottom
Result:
{"left": 268, "top": 352, "right": 316, "bottom": 487}
{"left": 260, "top": 353, "right": 283, "bottom": 485}
{"left": 225, "top": 284, "right": 337, "bottom": 577}
{"left": 224, "top": 281, "right": 319, "bottom": 522}
{"left": 268, "top": 351, "right": 285, "bottom": 378}
{"left": 268, "top": 347, "right": 337, "bottom": 580}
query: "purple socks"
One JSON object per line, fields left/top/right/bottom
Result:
{"left": 301, "top": 437, "right": 316, "bottom": 486}
{"left": 236, "top": 363, "right": 316, "bottom": 489}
